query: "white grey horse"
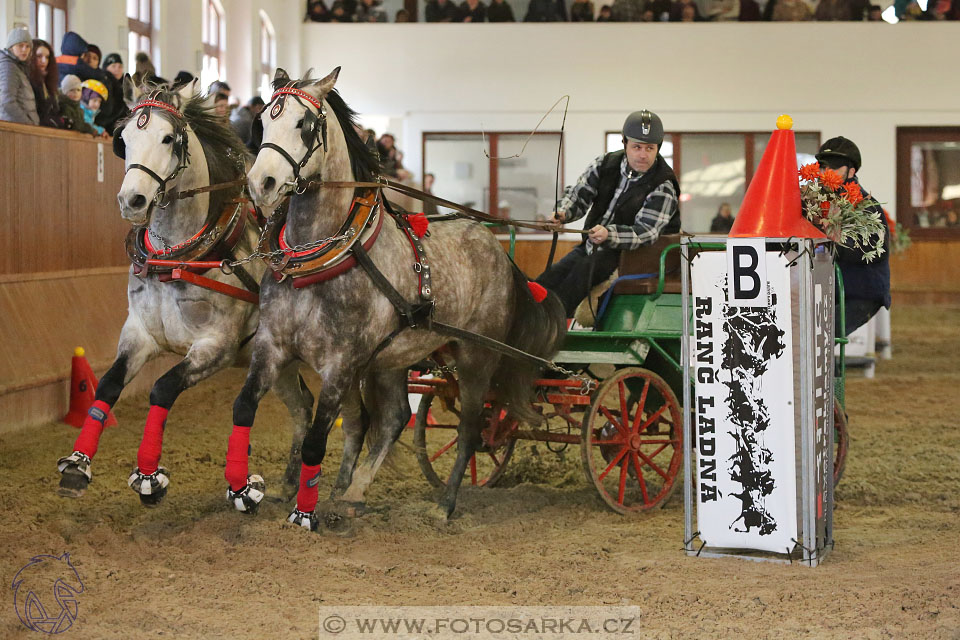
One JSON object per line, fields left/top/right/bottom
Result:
{"left": 57, "top": 78, "right": 313, "bottom": 509}
{"left": 222, "top": 68, "right": 566, "bottom": 530}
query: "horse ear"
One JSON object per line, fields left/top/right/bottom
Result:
{"left": 122, "top": 74, "right": 140, "bottom": 109}
{"left": 304, "top": 66, "right": 340, "bottom": 98}
{"left": 176, "top": 78, "right": 199, "bottom": 101}
{"left": 273, "top": 68, "right": 290, "bottom": 84}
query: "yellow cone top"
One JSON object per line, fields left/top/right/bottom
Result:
{"left": 776, "top": 114, "right": 793, "bottom": 130}
{"left": 74, "top": 347, "right": 85, "bottom": 357}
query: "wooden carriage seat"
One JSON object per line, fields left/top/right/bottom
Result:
{"left": 612, "top": 233, "right": 683, "bottom": 295}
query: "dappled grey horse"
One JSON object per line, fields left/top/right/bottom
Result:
{"left": 223, "top": 68, "right": 566, "bottom": 530}
{"left": 57, "top": 78, "right": 312, "bottom": 508}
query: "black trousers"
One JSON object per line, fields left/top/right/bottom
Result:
{"left": 535, "top": 245, "right": 620, "bottom": 317}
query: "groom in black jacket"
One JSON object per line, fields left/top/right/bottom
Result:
{"left": 536, "top": 110, "right": 681, "bottom": 317}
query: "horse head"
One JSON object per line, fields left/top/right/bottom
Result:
{"left": 115, "top": 76, "right": 199, "bottom": 225}
{"left": 247, "top": 67, "right": 341, "bottom": 210}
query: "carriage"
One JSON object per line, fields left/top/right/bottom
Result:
{"left": 407, "top": 234, "right": 851, "bottom": 514}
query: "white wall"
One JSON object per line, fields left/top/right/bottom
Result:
{"left": 301, "top": 22, "right": 960, "bottom": 222}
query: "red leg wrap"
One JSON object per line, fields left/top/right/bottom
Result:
{"left": 73, "top": 400, "right": 112, "bottom": 458}
{"left": 137, "top": 405, "right": 168, "bottom": 475}
{"left": 296, "top": 463, "right": 323, "bottom": 513}
{"left": 225, "top": 426, "right": 251, "bottom": 492}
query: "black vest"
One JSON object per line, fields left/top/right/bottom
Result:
{"left": 582, "top": 150, "right": 681, "bottom": 244}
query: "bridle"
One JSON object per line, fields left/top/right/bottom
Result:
{"left": 253, "top": 86, "right": 328, "bottom": 195}
{"left": 113, "top": 95, "right": 191, "bottom": 209}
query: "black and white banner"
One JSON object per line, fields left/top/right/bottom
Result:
{"left": 692, "top": 249, "right": 798, "bottom": 553}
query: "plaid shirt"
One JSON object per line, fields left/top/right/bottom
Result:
{"left": 559, "top": 155, "right": 679, "bottom": 253}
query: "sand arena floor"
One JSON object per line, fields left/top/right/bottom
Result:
{"left": 1, "top": 305, "right": 958, "bottom": 639}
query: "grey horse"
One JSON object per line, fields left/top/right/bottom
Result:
{"left": 223, "top": 67, "right": 567, "bottom": 529}
{"left": 57, "top": 78, "right": 312, "bottom": 508}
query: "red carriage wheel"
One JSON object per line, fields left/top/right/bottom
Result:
{"left": 413, "top": 391, "right": 516, "bottom": 489}
{"left": 833, "top": 402, "right": 849, "bottom": 487}
{"left": 580, "top": 367, "right": 683, "bottom": 514}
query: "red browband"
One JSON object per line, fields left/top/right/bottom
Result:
{"left": 271, "top": 87, "right": 323, "bottom": 111}
{"left": 133, "top": 99, "right": 183, "bottom": 119}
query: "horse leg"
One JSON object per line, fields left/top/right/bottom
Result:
{"left": 129, "top": 338, "right": 235, "bottom": 507}
{"left": 58, "top": 323, "right": 158, "bottom": 498}
{"left": 287, "top": 369, "right": 353, "bottom": 531}
{"left": 271, "top": 363, "right": 315, "bottom": 501}
{"left": 328, "top": 381, "right": 368, "bottom": 501}
{"left": 225, "top": 342, "right": 289, "bottom": 515}
{"left": 339, "top": 370, "right": 411, "bottom": 508}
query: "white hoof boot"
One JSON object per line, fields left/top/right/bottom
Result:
{"left": 128, "top": 467, "right": 171, "bottom": 506}
{"left": 287, "top": 508, "right": 319, "bottom": 532}
{"left": 226, "top": 475, "right": 266, "bottom": 514}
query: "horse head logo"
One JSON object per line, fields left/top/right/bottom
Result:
{"left": 11, "top": 552, "right": 84, "bottom": 634}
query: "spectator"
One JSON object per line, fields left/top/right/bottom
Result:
{"left": 97, "top": 52, "right": 128, "bottom": 133}
{"left": 866, "top": 4, "right": 883, "bottom": 18}
{"left": 815, "top": 0, "right": 861, "bottom": 20}
{"left": 525, "top": 0, "right": 565, "bottom": 19}
{"left": 422, "top": 173, "right": 440, "bottom": 216}
{"left": 58, "top": 74, "right": 96, "bottom": 134}
{"left": 596, "top": 4, "right": 614, "bottom": 19}
{"left": 710, "top": 202, "right": 735, "bottom": 233}
{"left": 79, "top": 78, "right": 108, "bottom": 136}
{"left": 330, "top": 0, "right": 357, "bottom": 21}
{"left": 571, "top": 0, "right": 596, "bottom": 19}
{"left": 82, "top": 43, "right": 101, "bottom": 70}
{"left": 306, "top": 0, "right": 333, "bottom": 21}
{"left": 766, "top": 0, "right": 813, "bottom": 20}
{"left": 459, "top": 0, "right": 488, "bottom": 21}
{"left": 640, "top": 7, "right": 656, "bottom": 19}
{"left": 356, "top": 0, "right": 388, "bottom": 21}
{"left": 670, "top": 0, "right": 703, "bottom": 20}
{"left": 702, "top": 0, "right": 741, "bottom": 19}
{"left": 56, "top": 32, "right": 103, "bottom": 84}
{"left": 680, "top": 2, "right": 697, "bottom": 18}
{"left": 611, "top": 0, "right": 646, "bottom": 20}
{"left": 230, "top": 96, "right": 265, "bottom": 149}
{"left": 377, "top": 133, "right": 411, "bottom": 180}
{"left": 395, "top": 8, "right": 411, "bottom": 20}
{"left": 208, "top": 80, "right": 231, "bottom": 98}
{"left": 1, "top": 27, "right": 38, "bottom": 125}
{"left": 213, "top": 92, "right": 229, "bottom": 118}
{"left": 28, "top": 38, "right": 63, "bottom": 128}
{"left": 426, "top": 0, "right": 461, "bottom": 21}
{"left": 739, "top": 0, "right": 762, "bottom": 20}
{"left": 927, "top": 0, "right": 959, "bottom": 18}
{"left": 488, "top": 0, "right": 518, "bottom": 20}
{"left": 647, "top": 0, "right": 672, "bottom": 18}
{"left": 132, "top": 51, "right": 163, "bottom": 87}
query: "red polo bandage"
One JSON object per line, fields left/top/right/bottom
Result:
{"left": 225, "top": 426, "right": 251, "bottom": 492}
{"left": 527, "top": 282, "right": 548, "bottom": 303}
{"left": 137, "top": 405, "right": 168, "bottom": 475}
{"left": 296, "top": 463, "right": 323, "bottom": 513}
{"left": 73, "top": 400, "right": 112, "bottom": 458}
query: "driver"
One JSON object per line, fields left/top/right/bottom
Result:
{"left": 535, "top": 110, "right": 681, "bottom": 317}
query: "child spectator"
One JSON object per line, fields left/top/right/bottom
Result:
{"left": 355, "top": 0, "right": 388, "bottom": 21}
{"left": 56, "top": 32, "right": 103, "bottom": 84}
{"left": 611, "top": 0, "right": 645, "bottom": 20}
{"left": 79, "top": 78, "right": 108, "bottom": 136}
{"left": 28, "top": 38, "right": 64, "bottom": 128}
{"left": 596, "top": 4, "right": 614, "bottom": 19}
{"left": 58, "top": 74, "right": 97, "bottom": 134}
{"left": 97, "top": 52, "right": 128, "bottom": 133}
{"left": 82, "top": 44, "right": 101, "bottom": 70}
{"left": 395, "top": 8, "right": 411, "bottom": 20}
{"left": 306, "top": 0, "right": 333, "bottom": 21}
{"left": 571, "top": 0, "right": 596, "bottom": 20}
{"left": 459, "top": 0, "right": 488, "bottom": 21}
{"left": 213, "top": 92, "right": 229, "bottom": 118}
{"left": 488, "top": 0, "right": 517, "bottom": 20}
{"left": 426, "top": 0, "right": 461, "bottom": 21}
{"left": 132, "top": 51, "right": 167, "bottom": 87}
{"left": 866, "top": 3, "right": 883, "bottom": 18}
{"left": 669, "top": 0, "right": 703, "bottom": 20}
{"left": 0, "top": 27, "right": 38, "bottom": 125}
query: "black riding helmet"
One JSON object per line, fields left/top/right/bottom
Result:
{"left": 622, "top": 110, "right": 664, "bottom": 147}
{"left": 816, "top": 136, "right": 861, "bottom": 171}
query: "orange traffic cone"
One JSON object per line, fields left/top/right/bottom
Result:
{"left": 729, "top": 115, "right": 827, "bottom": 239}
{"left": 63, "top": 347, "right": 118, "bottom": 428}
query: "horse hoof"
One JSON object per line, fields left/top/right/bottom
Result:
{"left": 57, "top": 452, "right": 92, "bottom": 498}
{"left": 343, "top": 502, "right": 367, "bottom": 518}
{"left": 128, "top": 467, "right": 171, "bottom": 507}
{"left": 226, "top": 475, "right": 266, "bottom": 514}
{"left": 287, "top": 508, "right": 319, "bottom": 532}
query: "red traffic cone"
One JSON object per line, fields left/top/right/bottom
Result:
{"left": 63, "top": 347, "right": 118, "bottom": 429}
{"left": 729, "top": 115, "right": 827, "bottom": 239}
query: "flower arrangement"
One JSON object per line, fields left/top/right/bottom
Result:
{"left": 798, "top": 163, "right": 886, "bottom": 262}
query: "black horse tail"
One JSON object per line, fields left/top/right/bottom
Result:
{"left": 491, "top": 266, "right": 568, "bottom": 425}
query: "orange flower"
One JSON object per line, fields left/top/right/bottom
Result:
{"left": 820, "top": 169, "right": 843, "bottom": 191}
{"left": 843, "top": 182, "right": 863, "bottom": 205}
{"left": 799, "top": 163, "right": 821, "bottom": 182}
{"left": 819, "top": 201, "right": 831, "bottom": 217}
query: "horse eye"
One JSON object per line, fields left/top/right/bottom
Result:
{"left": 296, "top": 119, "right": 304, "bottom": 129}
{"left": 162, "top": 135, "right": 174, "bottom": 144}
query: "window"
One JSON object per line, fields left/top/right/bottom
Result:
{"left": 423, "top": 132, "right": 564, "bottom": 231}
{"left": 605, "top": 130, "right": 820, "bottom": 232}
{"left": 897, "top": 127, "right": 960, "bottom": 237}
{"left": 259, "top": 11, "right": 276, "bottom": 100}
{"left": 29, "top": 0, "right": 67, "bottom": 55}
{"left": 127, "top": 0, "right": 152, "bottom": 75}
{"left": 201, "top": 0, "right": 225, "bottom": 91}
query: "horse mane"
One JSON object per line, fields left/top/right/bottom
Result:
{"left": 273, "top": 76, "right": 381, "bottom": 181}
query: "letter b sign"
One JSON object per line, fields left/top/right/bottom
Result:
{"left": 726, "top": 238, "right": 767, "bottom": 307}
